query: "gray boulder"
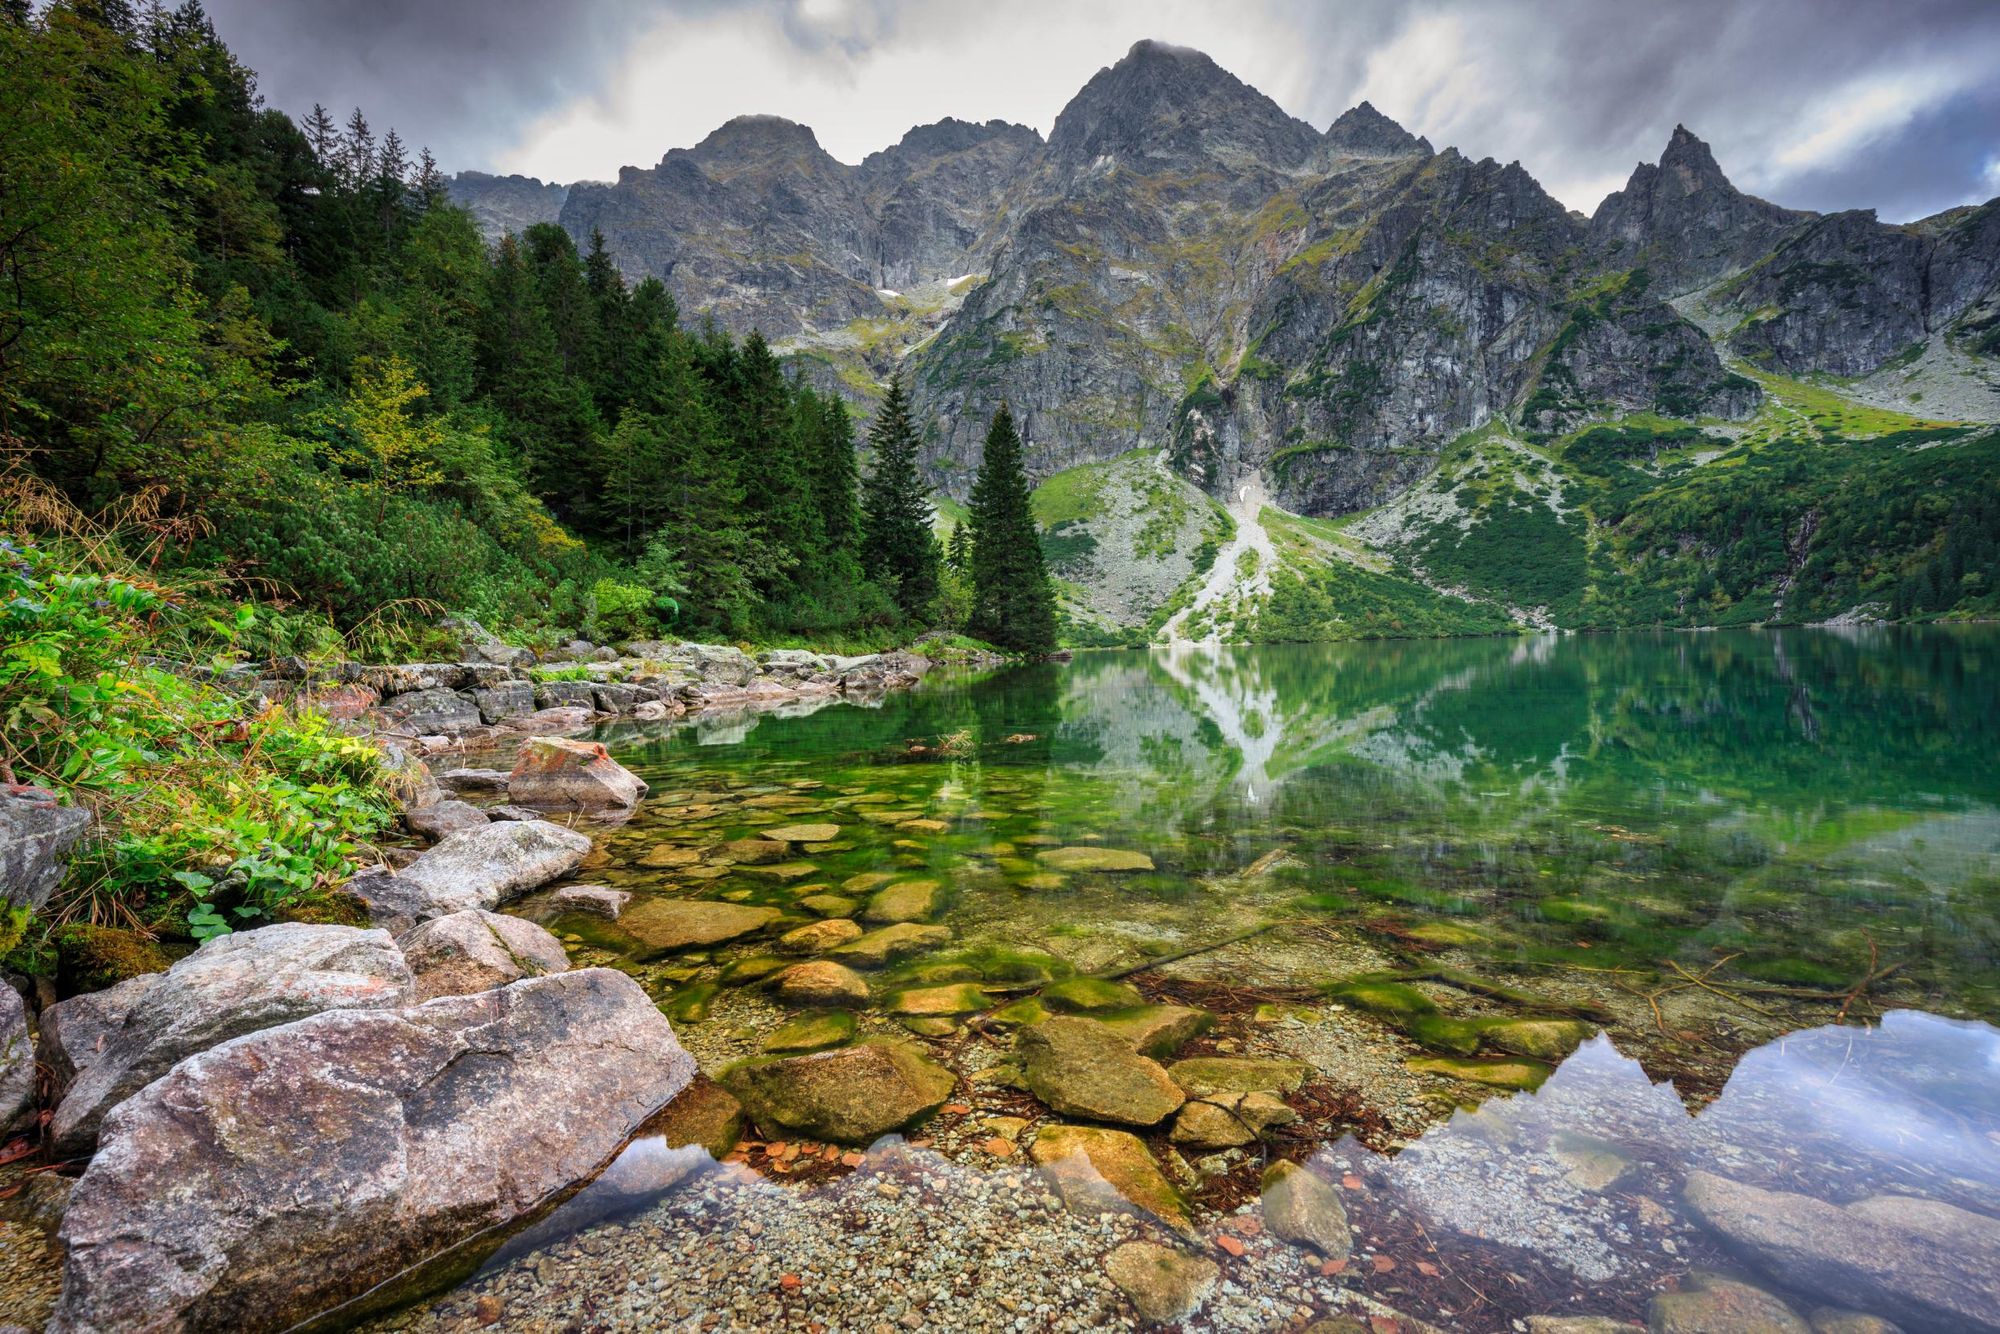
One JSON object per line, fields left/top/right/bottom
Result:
{"left": 1684, "top": 1170, "right": 2000, "bottom": 1332}
{"left": 0, "top": 985, "right": 33, "bottom": 1133}
{"left": 396, "top": 910, "right": 570, "bottom": 1001}
{"left": 2, "top": 786, "right": 92, "bottom": 912}
{"left": 52, "top": 969, "right": 694, "bottom": 1334}
{"left": 50, "top": 923, "right": 414, "bottom": 1154}
{"left": 37, "top": 973, "right": 163, "bottom": 1092}
{"left": 377, "top": 687, "right": 482, "bottom": 735}
{"left": 506, "top": 737, "right": 648, "bottom": 811}
{"left": 470, "top": 681, "right": 535, "bottom": 724}
{"left": 345, "top": 820, "right": 593, "bottom": 931}
{"left": 551, "top": 884, "right": 631, "bottom": 918}
{"left": 404, "top": 800, "right": 488, "bottom": 842}
{"left": 531, "top": 680, "right": 599, "bottom": 711}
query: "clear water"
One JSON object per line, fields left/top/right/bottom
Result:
{"left": 390, "top": 627, "right": 2000, "bottom": 1332}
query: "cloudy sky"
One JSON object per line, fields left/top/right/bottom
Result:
{"left": 207, "top": 0, "right": 2000, "bottom": 221}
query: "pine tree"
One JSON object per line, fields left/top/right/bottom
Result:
{"left": 413, "top": 146, "right": 445, "bottom": 207}
{"left": 303, "top": 103, "right": 339, "bottom": 165}
{"left": 376, "top": 127, "right": 408, "bottom": 184}
{"left": 812, "top": 395, "right": 861, "bottom": 562}
{"left": 342, "top": 107, "right": 374, "bottom": 185}
{"left": 968, "top": 402, "right": 1057, "bottom": 653}
{"left": 860, "top": 374, "right": 940, "bottom": 619}
{"left": 946, "top": 520, "right": 970, "bottom": 571}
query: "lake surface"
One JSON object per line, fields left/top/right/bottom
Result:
{"left": 388, "top": 628, "right": 2000, "bottom": 1332}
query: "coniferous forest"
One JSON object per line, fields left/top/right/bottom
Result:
{"left": 1, "top": 2, "right": 1054, "bottom": 656}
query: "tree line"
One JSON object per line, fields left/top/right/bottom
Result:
{"left": 1, "top": 1, "right": 1055, "bottom": 652}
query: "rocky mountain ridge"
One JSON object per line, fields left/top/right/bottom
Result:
{"left": 447, "top": 38, "right": 2000, "bottom": 520}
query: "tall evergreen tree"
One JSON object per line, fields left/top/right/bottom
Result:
{"left": 811, "top": 394, "right": 861, "bottom": 562}
{"left": 341, "top": 106, "right": 373, "bottom": 184}
{"left": 302, "top": 102, "right": 338, "bottom": 163}
{"left": 859, "top": 373, "right": 939, "bottom": 618}
{"left": 968, "top": 403, "right": 1057, "bottom": 652}
{"left": 946, "top": 520, "right": 970, "bottom": 571}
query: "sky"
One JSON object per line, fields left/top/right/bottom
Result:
{"left": 206, "top": 0, "right": 2000, "bottom": 222}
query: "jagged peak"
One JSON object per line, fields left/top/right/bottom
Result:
{"left": 1324, "top": 100, "right": 1429, "bottom": 158}
{"left": 1048, "top": 38, "right": 1320, "bottom": 170}
{"left": 1658, "top": 123, "right": 1730, "bottom": 187}
{"left": 878, "top": 116, "right": 1041, "bottom": 162}
{"left": 685, "top": 114, "right": 829, "bottom": 163}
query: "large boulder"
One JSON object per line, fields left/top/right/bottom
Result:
{"left": 1683, "top": 1170, "right": 2000, "bottom": 1332}
{"left": 2, "top": 785, "right": 92, "bottom": 912}
{"left": 506, "top": 737, "right": 648, "bottom": 811}
{"left": 345, "top": 820, "right": 593, "bottom": 931}
{"left": 1017, "top": 1016, "right": 1184, "bottom": 1126}
{"left": 403, "top": 800, "right": 488, "bottom": 842}
{"left": 52, "top": 969, "right": 693, "bottom": 1334}
{"left": 50, "top": 923, "right": 414, "bottom": 1155}
{"left": 36, "top": 972, "right": 163, "bottom": 1092}
{"left": 376, "top": 687, "right": 482, "bottom": 736}
{"left": 396, "top": 910, "right": 569, "bottom": 1001}
{"left": 721, "top": 1039, "right": 955, "bottom": 1144}
{"left": 0, "top": 985, "right": 33, "bottom": 1133}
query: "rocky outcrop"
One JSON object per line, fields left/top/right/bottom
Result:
{"left": 52, "top": 968, "right": 694, "bottom": 1334}
{"left": 344, "top": 819, "right": 592, "bottom": 931}
{"left": 443, "top": 171, "right": 568, "bottom": 242}
{"left": 49, "top": 923, "right": 415, "bottom": 1154}
{"left": 1682, "top": 1170, "right": 2000, "bottom": 1332}
{"left": 396, "top": 910, "right": 570, "bottom": 1001}
{"left": 2, "top": 785, "right": 92, "bottom": 912}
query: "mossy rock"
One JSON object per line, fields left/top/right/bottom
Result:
{"left": 1538, "top": 897, "right": 1613, "bottom": 925}
{"left": 890, "top": 946, "right": 1068, "bottom": 990}
{"left": 1401, "top": 921, "right": 1487, "bottom": 948}
{"left": 1095, "top": 1005, "right": 1213, "bottom": 1058}
{"left": 1039, "top": 976, "right": 1146, "bottom": 1013}
{"left": 661, "top": 981, "right": 718, "bottom": 1023}
{"left": 864, "top": 879, "right": 942, "bottom": 924}
{"left": 274, "top": 889, "right": 373, "bottom": 929}
{"left": 1736, "top": 956, "right": 1848, "bottom": 989}
{"left": 887, "top": 982, "right": 990, "bottom": 1017}
{"left": 56, "top": 923, "right": 172, "bottom": 997}
{"left": 900, "top": 1016, "right": 959, "bottom": 1037}
{"left": 762, "top": 1010, "right": 856, "bottom": 1053}
{"left": 987, "top": 997, "right": 1051, "bottom": 1030}
{"left": 719, "top": 954, "right": 788, "bottom": 986}
{"left": 1475, "top": 1018, "right": 1595, "bottom": 1060}
{"left": 1324, "top": 978, "right": 1439, "bottom": 1019}
{"left": 1034, "top": 847, "right": 1155, "bottom": 873}
{"left": 1015, "top": 873, "right": 1067, "bottom": 891}
{"left": 1406, "top": 1055, "right": 1551, "bottom": 1091}
{"left": 797, "top": 894, "right": 860, "bottom": 919}
{"left": 1407, "top": 1012, "right": 1485, "bottom": 1056}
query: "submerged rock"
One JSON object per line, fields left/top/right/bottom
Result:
{"left": 505, "top": 736, "right": 648, "bottom": 810}
{"left": 620, "top": 899, "right": 781, "bottom": 953}
{"left": 1103, "top": 1240, "right": 1218, "bottom": 1324}
{"left": 51, "top": 923, "right": 414, "bottom": 1154}
{"left": 1166, "top": 1056, "right": 1311, "bottom": 1096}
{"left": 1033, "top": 847, "right": 1155, "bottom": 872}
{"left": 1040, "top": 977, "right": 1146, "bottom": 1012}
{"left": 551, "top": 884, "right": 630, "bottom": 918}
{"left": 396, "top": 910, "right": 569, "bottom": 1001}
{"left": 52, "top": 968, "right": 693, "bottom": 1334}
{"left": 346, "top": 820, "right": 593, "bottom": 930}
{"left": 887, "top": 983, "right": 990, "bottom": 1016}
{"left": 644, "top": 1076, "right": 745, "bottom": 1160}
{"left": 1682, "top": 1171, "right": 2000, "bottom": 1332}
{"left": 1018, "top": 1016, "right": 1184, "bottom": 1126}
{"left": 775, "top": 918, "right": 863, "bottom": 955}
{"left": 1406, "top": 1055, "right": 1551, "bottom": 1091}
{"left": 829, "top": 922, "right": 952, "bottom": 968}
{"left": 1029, "top": 1124, "right": 1190, "bottom": 1233}
{"left": 1260, "top": 1160, "right": 1351, "bottom": 1260}
{"left": 772, "top": 961, "right": 872, "bottom": 1007}
{"left": 762, "top": 1010, "right": 857, "bottom": 1053}
{"left": 721, "top": 1039, "right": 955, "bottom": 1143}
{"left": 863, "top": 879, "right": 942, "bottom": 923}
{"left": 763, "top": 823, "right": 842, "bottom": 844}
{"left": 1647, "top": 1273, "right": 1810, "bottom": 1334}
{"left": 1480, "top": 1018, "right": 1596, "bottom": 1060}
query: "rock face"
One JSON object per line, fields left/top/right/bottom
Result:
{"left": 50, "top": 923, "right": 415, "bottom": 1154}
{"left": 346, "top": 820, "right": 593, "bottom": 930}
{"left": 506, "top": 737, "right": 648, "bottom": 811}
{"left": 444, "top": 171, "right": 568, "bottom": 240}
{"left": 1, "top": 785, "right": 92, "bottom": 912}
{"left": 1682, "top": 1170, "right": 2000, "bottom": 1332}
{"left": 37, "top": 973, "right": 163, "bottom": 1092}
{"left": 721, "top": 1039, "right": 955, "bottom": 1144}
{"left": 0, "top": 984, "right": 33, "bottom": 1132}
{"left": 1017, "top": 1016, "right": 1185, "bottom": 1126}
{"left": 52, "top": 968, "right": 694, "bottom": 1334}
{"left": 396, "top": 910, "right": 570, "bottom": 1001}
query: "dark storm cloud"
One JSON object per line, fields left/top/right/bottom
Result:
{"left": 204, "top": 0, "right": 1999, "bottom": 219}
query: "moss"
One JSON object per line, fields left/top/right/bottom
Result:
{"left": 56, "top": 923, "right": 173, "bottom": 997}
{"left": 1039, "top": 977, "right": 1146, "bottom": 1012}
{"left": 275, "top": 889, "right": 373, "bottom": 928}
{"left": 661, "top": 981, "right": 718, "bottom": 1023}
{"left": 1324, "top": 978, "right": 1439, "bottom": 1018}
{"left": 1736, "top": 956, "right": 1849, "bottom": 989}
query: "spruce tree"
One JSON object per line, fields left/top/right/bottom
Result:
{"left": 968, "top": 403, "right": 1057, "bottom": 653}
{"left": 811, "top": 394, "right": 861, "bottom": 562}
{"left": 947, "top": 521, "right": 970, "bottom": 571}
{"left": 860, "top": 373, "right": 940, "bottom": 619}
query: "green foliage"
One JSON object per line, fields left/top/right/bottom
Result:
{"left": 968, "top": 404, "right": 1058, "bottom": 654}
{"left": 860, "top": 374, "right": 942, "bottom": 619}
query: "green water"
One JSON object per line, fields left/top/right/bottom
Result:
{"left": 580, "top": 628, "right": 2000, "bottom": 1022}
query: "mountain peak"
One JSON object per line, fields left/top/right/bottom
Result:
{"left": 1658, "top": 124, "right": 1730, "bottom": 189}
{"left": 687, "top": 114, "right": 829, "bottom": 165}
{"left": 1048, "top": 39, "right": 1320, "bottom": 173}
{"left": 1325, "top": 101, "right": 1430, "bottom": 158}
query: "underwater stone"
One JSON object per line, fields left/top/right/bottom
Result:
{"left": 1039, "top": 977, "right": 1146, "bottom": 1012}
{"left": 762, "top": 1010, "right": 856, "bottom": 1053}
{"left": 776, "top": 918, "right": 863, "bottom": 955}
{"left": 721, "top": 1039, "right": 955, "bottom": 1144}
{"left": 1029, "top": 1124, "right": 1191, "bottom": 1233}
{"left": 829, "top": 922, "right": 952, "bottom": 968}
{"left": 772, "top": 961, "right": 871, "bottom": 1008}
{"left": 1103, "top": 1241, "right": 1218, "bottom": 1324}
{"left": 1018, "top": 1017, "right": 1184, "bottom": 1126}
{"left": 863, "top": 879, "right": 942, "bottom": 923}
{"left": 1260, "top": 1160, "right": 1351, "bottom": 1260}
{"left": 620, "top": 899, "right": 781, "bottom": 953}
{"left": 1033, "top": 847, "right": 1155, "bottom": 872}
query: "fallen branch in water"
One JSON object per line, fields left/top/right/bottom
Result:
{"left": 1835, "top": 935, "right": 1905, "bottom": 1025}
{"left": 1092, "top": 920, "right": 1285, "bottom": 981}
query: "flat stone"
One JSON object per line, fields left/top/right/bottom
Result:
{"left": 404, "top": 800, "right": 488, "bottom": 842}
{"left": 1648, "top": 1273, "right": 1810, "bottom": 1334}
{"left": 621, "top": 899, "right": 780, "bottom": 953}
{"left": 51, "top": 923, "right": 414, "bottom": 1155}
{"left": 1683, "top": 1171, "right": 2000, "bottom": 1332}
{"left": 776, "top": 918, "right": 863, "bottom": 955}
{"left": 1406, "top": 1055, "right": 1551, "bottom": 1091}
{"left": 715, "top": 838, "right": 791, "bottom": 866}
{"left": 1018, "top": 1016, "right": 1185, "bottom": 1126}
{"left": 1029, "top": 1124, "right": 1190, "bottom": 1233}
{"left": 347, "top": 820, "right": 593, "bottom": 929}
{"left": 719, "top": 955, "right": 788, "bottom": 986}
{"left": 740, "top": 861, "right": 819, "bottom": 882}
{"left": 1169, "top": 1091, "right": 1296, "bottom": 1149}
{"left": 772, "top": 961, "right": 871, "bottom": 1008}
{"left": 396, "top": 910, "right": 569, "bottom": 1001}
{"left": 901, "top": 1017, "right": 958, "bottom": 1037}
{"left": 1525, "top": 1320, "right": 1645, "bottom": 1334}
{"left": 863, "top": 879, "right": 942, "bottom": 923}
{"left": 840, "top": 872, "right": 899, "bottom": 893}
{"left": 1040, "top": 977, "right": 1146, "bottom": 1012}
{"left": 1096, "top": 1005, "right": 1214, "bottom": 1058}
{"left": 721, "top": 1040, "right": 955, "bottom": 1144}
{"left": 1480, "top": 1018, "right": 1597, "bottom": 1060}
{"left": 829, "top": 922, "right": 952, "bottom": 969}
{"left": 1167, "top": 1056, "right": 1312, "bottom": 1096}
{"left": 888, "top": 983, "right": 990, "bottom": 1016}
{"left": 1034, "top": 847, "right": 1155, "bottom": 873}
{"left": 762, "top": 1010, "right": 856, "bottom": 1053}
{"left": 1104, "top": 1241, "right": 1218, "bottom": 1325}
{"left": 1261, "top": 1160, "right": 1352, "bottom": 1260}
{"left": 640, "top": 845, "right": 705, "bottom": 869}
{"left": 51, "top": 969, "right": 692, "bottom": 1334}
{"left": 506, "top": 736, "right": 647, "bottom": 810}
{"left": 551, "top": 884, "right": 630, "bottom": 918}
{"left": 763, "top": 823, "right": 841, "bottom": 844}
{"left": 798, "top": 894, "right": 859, "bottom": 918}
